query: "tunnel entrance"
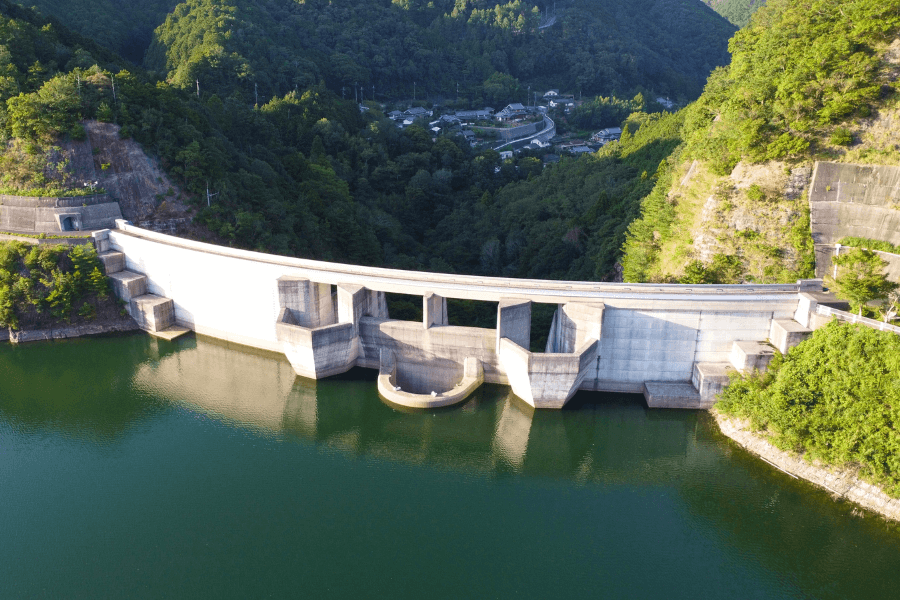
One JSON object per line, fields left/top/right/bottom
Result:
{"left": 61, "top": 216, "right": 74, "bottom": 231}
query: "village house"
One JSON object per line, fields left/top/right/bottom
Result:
{"left": 655, "top": 96, "right": 675, "bottom": 110}
{"left": 459, "top": 130, "right": 477, "bottom": 147}
{"left": 454, "top": 108, "right": 493, "bottom": 121}
{"left": 591, "top": 127, "right": 622, "bottom": 143}
{"left": 549, "top": 97, "right": 576, "bottom": 111}
{"left": 403, "top": 106, "right": 432, "bottom": 119}
{"left": 495, "top": 103, "right": 528, "bottom": 121}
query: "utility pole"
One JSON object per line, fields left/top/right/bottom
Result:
{"left": 254, "top": 82, "right": 258, "bottom": 106}
{"left": 111, "top": 75, "right": 117, "bottom": 103}
{"left": 206, "top": 182, "right": 218, "bottom": 208}
{"left": 355, "top": 82, "right": 358, "bottom": 103}
{"left": 196, "top": 79, "right": 200, "bottom": 98}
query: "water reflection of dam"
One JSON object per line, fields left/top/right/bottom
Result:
{"left": 133, "top": 335, "right": 721, "bottom": 482}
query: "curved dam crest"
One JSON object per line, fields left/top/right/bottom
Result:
{"left": 95, "top": 221, "right": 837, "bottom": 409}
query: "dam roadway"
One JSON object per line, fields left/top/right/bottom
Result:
{"left": 94, "top": 221, "right": 834, "bottom": 410}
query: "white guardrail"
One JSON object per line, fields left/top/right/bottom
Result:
{"left": 816, "top": 305, "right": 900, "bottom": 334}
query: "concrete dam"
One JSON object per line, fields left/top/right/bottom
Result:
{"left": 94, "top": 221, "right": 835, "bottom": 410}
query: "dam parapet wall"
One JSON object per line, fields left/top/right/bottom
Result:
{"left": 102, "top": 221, "right": 822, "bottom": 409}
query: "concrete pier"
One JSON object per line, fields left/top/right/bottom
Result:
{"left": 100, "top": 222, "right": 829, "bottom": 409}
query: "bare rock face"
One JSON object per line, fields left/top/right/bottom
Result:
{"left": 784, "top": 165, "right": 812, "bottom": 201}
{"left": 59, "top": 121, "right": 193, "bottom": 226}
{"left": 691, "top": 162, "right": 813, "bottom": 274}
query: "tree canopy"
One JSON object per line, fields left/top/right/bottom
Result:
{"left": 717, "top": 321, "right": 900, "bottom": 497}
{"left": 825, "top": 247, "right": 898, "bottom": 316}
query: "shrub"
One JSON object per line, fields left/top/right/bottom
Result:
{"left": 746, "top": 184, "right": 765, "bottom": 202}
{"left": 830, "top": 127, "right": 853, "bottom": 146}
{"left": 69, "top": 123, "right": 87, "bottom": 141}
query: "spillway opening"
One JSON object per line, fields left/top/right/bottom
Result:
{"left": 447, "top": 299, "right": 498, "bottom": 329}
{"left": 385, "top": 293, "right": 422, "bottom": 322}
{"left": 530, "top": 302, "right": 558, "bottom": 352}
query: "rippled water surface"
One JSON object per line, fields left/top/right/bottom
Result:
{"left": 2, "top": 333, "right": 899, "bottom": 599}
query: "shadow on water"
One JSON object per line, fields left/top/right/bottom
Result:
{"left": 0, "top": 332, "right": 168, "bottom": 441}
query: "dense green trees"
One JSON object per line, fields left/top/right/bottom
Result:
{"left": 16, "top": 0, "right": 178, "bottom": 63}
{"left": 2, "top": 0, "right": 706, "bottom": 278}
{"left": 825, "top": 248, "right": 897, "bottom": 316}
{"left": 25, "top": 0, "right": 736, "bottom": 105}
{"left": 7, "top": 0, "right": 895, "bottom": 288}
{"left": 0, "top": 242, "right": 110, "bottom": 328}
{"left": 0, "top": 0, "right": 742, "bottom": 278}
{"left": 569, "top": 94, "right": 647, "bottom": 131}
{"left": 717, "top": 321, "right": 900, "bottom": 497}
{"left": 702, "top": 0, "right": 764, "bottom": 28}
{"left": 684, "top": 0, "right": 899, "bottom": 175}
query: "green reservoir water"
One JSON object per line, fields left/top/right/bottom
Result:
{"left": 2, "top": 333, "right": 900, "bottom": 599}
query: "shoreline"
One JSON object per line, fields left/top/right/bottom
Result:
{"left": 713, "top": 409, "right": 900, "bottom": 522}
{"left": 4, "top": 316, "right": 140, "bottom": 344}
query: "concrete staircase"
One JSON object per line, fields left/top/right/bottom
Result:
{"left": 97, "top": 248, "right": 190, "bottom": 341}
{"left": 647, "top": 319, "right": 811, "bottom": 410}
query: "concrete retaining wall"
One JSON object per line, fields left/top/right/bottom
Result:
{"left": 809, "top": 161, "right": 900, "bottom": 278}
{"left": 494, "top": 116, "right": 555, "bottom": 150}
{"left": 7, "top": 319, "right": 138, "bottom": 343}
{"left": 478, "top": 121, "right": 541, "bottom": 142}
{"left": 0, "top": 193, "right": 113, "bottom": 208}
{"left": 0, "top": 196, "right": 123, "bottom": 233}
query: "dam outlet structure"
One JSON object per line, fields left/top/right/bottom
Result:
{"left": 93, "top": 221, "right": 842, "bottom": 410}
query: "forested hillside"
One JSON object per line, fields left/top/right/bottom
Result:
{"left": 10, "top": 0, "right": 897, "bottom": 288}
{"left": 21, "top": 0, "right": 736, "bottom": 104}
{"left": 16, "top": 0, "right": 178, "bottom": 63}
{"left": 621, "top": 0, "right": 900, "bottom": 284}
{"left": 702, "top": 0, "right": 764, "bottom": 27}
{"left": 0, "top": 0, "right": 719, "bottom": 280}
